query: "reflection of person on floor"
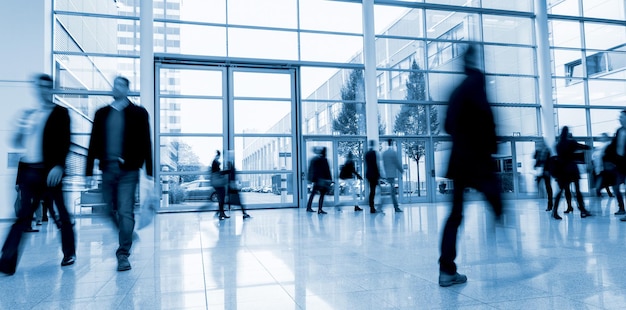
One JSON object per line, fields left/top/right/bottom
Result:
{"left": 0, "top": 74, "right": 76, "bottom": 276}
{"left": 306, "top": 146, "right": 332, "bottom": 214}
{"left": 438, "top": 44, "right": 503, "bottom": 287}
{"left": 339, "top": 152, "right": 363, "bottom": 212}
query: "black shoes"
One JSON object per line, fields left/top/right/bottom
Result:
{"left": 219, "top": 214, "right": 230, "bottom": 221}
{"left": 318, "top": 209, "right": 327, "bottom": 214}
{"left": 564, "top": 208, "right": 574, "bottom": 214}
{"left": 581, "top": 212, "right": 592, "bottom": 218}
{"left": 24, "top": 227, "right": 39, "bottom": 233}
{"left": 306, "top": 208, "right": 315, "bottom": 212}
{"left": 394, "top": 207, "right": 403, "bottom": 213}
{"left": 439, "top": 272, "right": 467, "bottom": 287}
{"left": 243, "top": 213, "right": 251, "bottom": 220}
{"left": 552, "top": 213, "right": 562, "bottom": 220}
{"left": 61, "top": 255, "right": 76, "bottom": 266}
{"left": 117, "top": 255, "right": 131, "bottom": 271}
{"left": 354, "top": 206, "right": 363, "bottom": 211}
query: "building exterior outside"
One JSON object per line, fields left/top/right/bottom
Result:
{"left": 0, "top": 0, "right": 625, "bottom": 218}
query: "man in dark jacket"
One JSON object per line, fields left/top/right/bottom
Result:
{"left": 364, "top": 140, "right": 381, "bottom": 213}
{"left": 86, "top": 76, "right": 153, "bottom": 272}
{"left": 306, "top": 146, "right": 332, "bottom": 214}
{"left": 438, "top": 45, "right": 503, "bottom": 287}
{"left": 0, "top": 74, "right": 76, "bottom": 275}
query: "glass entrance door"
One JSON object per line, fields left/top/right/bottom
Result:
{"left": 155, "top": 62, "right": 297, "bottom": 211}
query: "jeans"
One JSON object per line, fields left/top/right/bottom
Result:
{"left": 386, "top": 177, "right": 399, "bottom": 208}
{"left": 101, "top": 162, "right": 139, "bottom": 258}
{"left": 1, "top": 163, "right": 75, "bottom": 272}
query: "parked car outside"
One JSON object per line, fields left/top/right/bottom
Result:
{"left": 181, "top": 180, "right": 218, "bottom": 202}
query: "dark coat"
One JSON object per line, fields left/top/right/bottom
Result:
{"left": 42, "top": 106, "right": 71, "bottom": 172}
{"left": 364, "top": 149, "right": 380, "bottom": 182}
{"left": 444, "top": 67, "right": 497, "bottom": 181}
{"left": 554, "top": 138, "right": 590, "bottom": 181}
{"left": 86, "top": 100, "right": 153, "bottom": 176}
{"left": 339, "top": 159, "right": 362, "bottom": 180}
{"left": 308, "top": 155, "right": 332, "bottom": 183}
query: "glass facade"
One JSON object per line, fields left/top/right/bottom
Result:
{"left": 50, "top": 0, "right": 626, "bottom": 209}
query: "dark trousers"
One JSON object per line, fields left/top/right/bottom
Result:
{"left": 612, "top": 172, "right": 626, "bottom": 210}
{"left": 215, "top": 186, "right": 226, "bottom": 215}
{"left": 536, "top": 173, "right": 553, "bottom": 209}
{"left": 439, "top": 177, "right": 503, "bottom": 275}
{"left": 367, "top": 178, "right": 378, "bottom": 209}
{"left": 554, "top": 179, "right": 586, "bottom": 213}
{"left": 101, "top": 162, "right": 139, "bottom": 258}
{"left": 306, "top": 184, "right": 328, "bottom": 210}
{"left": 0, "top": 164, "right": 75, "bottom": 273}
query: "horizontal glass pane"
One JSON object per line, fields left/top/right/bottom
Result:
{"left": 228, "top": 0, "right": 297, "bottom": 28}
{"left": 493, "top": 106, "right": 539, "bottom": 136}
{"left": 378, "top": 103, "right": 442, "bottom": 136}
{"left": 481, "top": 0, "right": 533, "bottom": 12}
{"left": 299, "top": 0, "right": 362, "bottom": 33}
{"left": 484, "top": 45, "right": 535, "bottom": 75}
{"left": 588, "top": 79, "right": 626, "bottom": 106}
{"left": 487, "top": 76, "right": 537, "bottom": 104}
{"left": 584, "top": 22, "right": 626, "bottom": 50}
{"left": 160, "top": 136, "right": 223, "bottom": 172}
{"left": 228, "top": 28, "right": 297, "bottom": 60}
{"left": 235, "top": 137, "right": 294, "bottom": 172}
{"left": 553, "top": 78, "right": 585, "bottom": 105}
{"left": 55, "top": 15, "right": 132, "bottom": 55}
{"left": 160, "top": 98, "right": 223, "bottom": 134}
{"left": 55, "top": 94, "right": 117, "bottom": 132}
{"left": 175, "top": 0, "right": 225, "bottom": 24}
{"left": 425, "top": 0, "right": 478, "bottom": 6}
{"left": 376, "top": 39, "right": 426, "bottom": 70}
{"left": 233, "top": 71, "right": 292, "bottom": 98}
{"left": 300, "top": 33, "right": 363, "bottom": 63}
{"left": 427, "top": 39, "right": 466, "bottom": 70}
{"left": 552, "top": 48, "right": 584, "bottom": 78}
{"left": 55, "top": 0, "right": 136, "bottom": 16}
{"left": 233, "top": 99, "right": 292, "bottom": 134}
{"left": 300, "top": 67, "right": 344, "bottom": 100}
{"left": 157, "top": 23, "right": 226, "bottom": 56}
{"left": 582, "top": 0, "right": 625, "bottom": 20}
{"left": 483, "top": 15, "right": 533, "bottom": 45}
{"left": 550, "top": 20, "right": 581, "bottom": 48}
{"left": 159, "top": 68, "right": 222, "bottom": 96}
{"left": 590, "top": 109, "right": 624, "bottom": 136}
{"left": 426, "top": 10, "right": 479, "bottom": 40}
{"left": 55, "top": 54, "right": 140, "bottom": 91}
{"left": 377, "top": 68, "right": 431, "bottom": 101}
{"left": 375, "top": 7, "right": 423, "bottom": 37}
{"left": 549, "top": 0, "right": 579, "bottom": 15}
{"left": 555, "top": 108, "right": 588, "bottom": 136}
{"left": 302, "top": 101, "right": 367, "bottom": 136}
{"left": 428, "top": 73, "right": 466, "bottom": 102}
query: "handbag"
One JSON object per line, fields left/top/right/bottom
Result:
{"left": 211, "top": 171, "right": 227, "bottom": 187}
{"left": 316, "top": 179, "right": 333, "bottom": 191}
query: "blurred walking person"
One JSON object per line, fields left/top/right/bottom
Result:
{"left": 86, "top": 76, "right": 153, "bottom": 272}
{"left": 592, "top": 133, "right": 614, "bottom": 197}
{"left": 306, "top": 147, "right": 332, "bottom": 214}
{"left": 551, "top": 126, "right": 592, "bottom": 219}
{"left": 210, "top": 150, "right": 229, "bottom": 220}
{"left": 603, "top": 110, "right": 626, "bottom": 218}
{"left": 0, "top": 74, "right": 76, "bottom": 275}
{"left": 364, "top": 140, "right": 381, "bottom": 213}
{"left": 533, "top": 138, "right": 554, "bottom": 211}
{"left": 438, "top": 44, "right": 503, "bottom": 287}
{"left": 339, "top": 152, "right": 363, "bottom": 211}
{"left": 382, "top": 139, "right": 403, "bottom": 213}
{"left": 224, "top": 151, "right": 251, "bottom": 220}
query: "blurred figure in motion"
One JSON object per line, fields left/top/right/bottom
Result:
{"left": 210, "top": 150, "right": 229, "bottom": 221}
{"left": 339, "top": 152, "right": 363, "bottom": 211}
{"left": 551, "top": 126, "right": 592, "bottom": 220}
{"left": 364, "top": 140, "right": 381, "bottom": 213}
{"left": 0, "top": 74, "right": 76, "bottom": 275}
{"left": 602, "top": 110, "right": 626, "bottom": 218}
{"left": 382, "top": 139, "right": 404, "bottom": 213}
{"left": 591, "top": 133, "right": 614, "bottom": 198}
{"left": 306, "top": 146, "right": 332, "bottom": 214}
{"left": 533, "top": 138, "right": 554, "bottom": 211}
{"left": 86, "top": 76, "right": 153, "bottom": 272}
{"left": 224, "top": 151, "right": 251, "bottom": 220}
{"left": 439, "top": 44, "right": 503, "bottom": 287}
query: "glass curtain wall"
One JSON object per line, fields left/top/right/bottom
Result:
{"left": 52, "top": 0, "right": 626, "bottom": 209}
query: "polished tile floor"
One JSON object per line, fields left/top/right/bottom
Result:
{"left": 2, "top": 196, "right": 626, "bottom": 309}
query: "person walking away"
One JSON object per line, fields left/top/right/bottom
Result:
{"left": 0, "top": 74, "right": 76, "bottom": 275}
{"left": 533, "top": 139, "right": 554, "bottom": 211}
{"left": 224, "top": 152, "right": 251, "bottom": 220}
{"left": 603, "top": 110, "right": 626, "bottom": 218}
{"left": 364, "top": 140, "right": 381, "bottom": 213}
{"left": 382, "top": 139, "right": 404, "bottom": 213}
{"left": 592, "top": 133, "right": 614, "bottom": 197}
{"left": 438, "top": 44, "right": 503, "bottom": 287}
{"left": 306, "top": 147, "right": 332, "bottom": 214}
{"left": 86, "top": 76, "right": 153, "bottom": 272}
{"left": 551, "top": 126, "right": 592, "bottom": 220}
{"left": 339, "top": 152, "right": 363, "bottom": 211}
{"left": 210, "top": 150, "right": 229, "bottom": 220}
